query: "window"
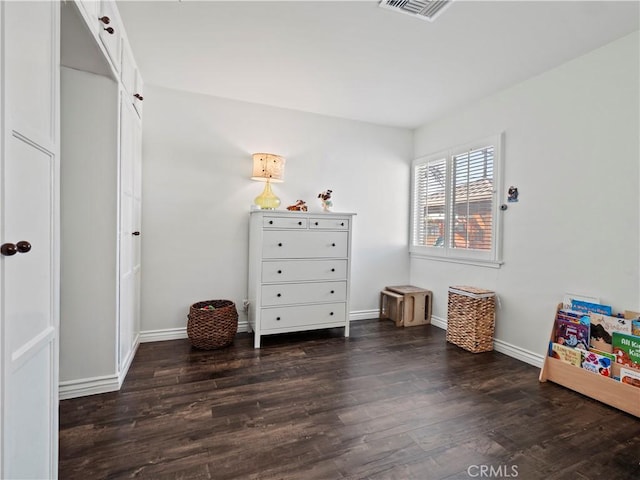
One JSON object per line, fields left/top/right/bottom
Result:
{"left": 411, "top": 134, "right": 503, "bottom": 266}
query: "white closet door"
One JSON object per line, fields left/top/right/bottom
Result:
{"left": 118, "top": 95, "right": 139, "bottom": 373}
{"left": 1, "top": 1, "right": 60, "bottom": 478}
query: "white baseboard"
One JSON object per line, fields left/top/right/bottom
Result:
{"left": 139, "top": 312, "right": 379, "bottom": 343}
{"left": 60, "top": 336, "right": 141, "bottom": 400}
{"left": 59, "top": 374, "right": 120, "bottom": 400}
{"left": 430, "top": 315, "right": 544, "bottom": 368}
{"left": 349, "top": 309, "right": 379, "bottom": 322}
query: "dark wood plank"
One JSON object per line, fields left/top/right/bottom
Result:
{"left": 59, "top": 320, "right": 640, "bottom": 480}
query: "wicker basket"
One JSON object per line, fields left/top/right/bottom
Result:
{"left": 187, "top": 300, "right": 238, "bottom": 349}
{"left": 446, "top": 286, "right": 496, "bottom": 353}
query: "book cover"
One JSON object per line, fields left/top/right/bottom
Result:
{"left": 581, "top": 350, "right": 613, "bottom": 377}
{"left": 571, "top": 299, "right": 613, "bottom": 316}
{"left": 589, "top": 313, "right": 632, "bottom": 353}
{"left": 619, "top": 367, "right": 640, "bottom": 388}
{"left": 555, "top": 318, "right": 589, "bottom": 350}
{"left": 557, "top": 309, "right": 590, "bottom": 326}
{"left": 588, "top": 347, "right": 615, "bottom": 362}
{"left": 548, "top": 342, "right": 582, "bottom": 367}
{"left": 612, "top": 332, "right": 640, "bottom": 369}
{"left": 562, "top": 293, "right": 599, "bottom": 310}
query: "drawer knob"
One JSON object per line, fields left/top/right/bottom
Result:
{"left": 276, "top": 317, "right": 281, "bottom": 321}
{"left": 277, "top": 293, "right": 282, "bottom": 297}
{"left": 298, "top": 221, "right": 302, "bottom": 225}
{"left": 330, "top": 290, "right": 335, "bottom": 294}
{"left": 315, "top": 222, "right": 319, "bottom": 226}
{"left": 277, "top": 270, "right": 282, "bottom": 274}
{"left": 331, "top": 243, "right": 336, "bottom": 247}
{"left": 330, "top": 312, "right": 334, "bottom": 316}
{"left": 104, "top": 26, "right": 115, "bottom": 34}
{"left": 269, "top": 220, "right": 273, "bottom": 224}
{"left": 341, "top": 222, "right": 345, "bottom": 226}
{"left": 331, "top": 268, "right": 335, "bottom": 272}
{"left": 278, "top": 243, "right": 283, "bottom": 247}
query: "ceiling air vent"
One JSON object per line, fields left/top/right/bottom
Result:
{"left": 379, "top": 0, "right": 453, "bottom": 22}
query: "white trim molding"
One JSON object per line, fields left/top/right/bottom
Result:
{"left": 59, "top": 374, "right": 120, "bottom": 400}
{"left": 139, "top": 311, "right": 379, "bottom": 344}
{"left": 430, "top": 314, "right": 544, "bottom": 368}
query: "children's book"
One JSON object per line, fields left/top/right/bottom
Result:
{"left": 620, "top": 367, "right": 640, "bottom": 388}
{"left": 548, "top": 342, "right": 582, "bottom": 367}
{"left": 612, "top": 332, "right": 640, "bottom": 369}
{"left": 555, "top": 318, "right": 589, "bottom": 350}
{"left": 556, "top": 309, "right": 590, "bottom": 326}
{"left": 571, "top": 299, "right": 613, "bottom": 316}
{"left": 562, "top": 293, "right": 599, "bottom": 310}
{"left": 588, "top": 347, "right": 615, "bottom": 362}
{"left": 581, "top": 350, "right": 613, "bottom": 377}
{"left": 589, "top": 313, "right": 632, "bottom": 353}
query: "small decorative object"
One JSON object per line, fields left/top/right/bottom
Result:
{"left": 318, "top": 189, "right": 333, "bottom": 212}
{"left": 286, "top": 200, "right": 308, "bottom": 211}
{"left": 507, "top": 186, "right": 519, "bottom": 202}
{"left": 251, "top": 153, "right": 285, "bottom": 210}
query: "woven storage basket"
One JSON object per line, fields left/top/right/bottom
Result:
{"left": 446, "top": 286, "right": 496, "bottom": 353}
{"left": 187, "top": 300, "right": 238, "bottom": 349}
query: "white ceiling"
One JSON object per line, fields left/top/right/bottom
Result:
{"left": 117, "top": 0, "right": 639, "bottom": 129}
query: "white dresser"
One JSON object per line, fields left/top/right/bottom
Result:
{"left": 248, "top": 210, "right": 355, "bottom": 348}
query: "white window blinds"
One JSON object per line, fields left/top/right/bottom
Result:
{"left": 411, "top": 135, "right": 502, "bottom": 265}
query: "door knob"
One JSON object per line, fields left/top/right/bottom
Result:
{"left": 104, "top": 26, "right": 114, "bottom": 34}
{"left": 16, "top": 241, "right": 31, "bottom": 253}
{"left": 134, "top": 93, "right": 144, "bottom": 101}
{"left": 99, "top": 16, "right": 111, "bottom": 24}
{"left": 1, "top": 241, "right": 31, "bottom": 256}
{"left": 132, "top": 231, "right": 141, "bottom": 236}
{"left": 1, "top": 243, "right": 17, "bottom": 256}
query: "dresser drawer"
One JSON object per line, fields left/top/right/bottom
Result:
{"left": 262, "top": 259, "right": 347, "bottom": 283}
{"left": 261, "top": 303, "right": 347, "bottom": 330}
{"left": 262, "top": 281, "right": 347, "bottom": 306}
{"left": 262, "top": 231, "right": 348, "bottom": 259}
{"left": 263, "top": 216, "right": 308, "bottom": 229}
{"left": 310, "top": 217, "right": 349, "bottom": 230}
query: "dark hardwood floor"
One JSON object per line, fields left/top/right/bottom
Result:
{"left": 59, "top": 320, "right": 640, "bottom": 480}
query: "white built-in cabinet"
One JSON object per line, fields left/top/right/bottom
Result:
{"left": 248, "top": 211, "right": 355, "bottom": 348}
{"left": 59, "top": 0, "right": 143, "bottom": 399}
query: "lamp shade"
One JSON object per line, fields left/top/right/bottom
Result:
{"left": 251, "top": 153, "right": 285, "bottom": 183}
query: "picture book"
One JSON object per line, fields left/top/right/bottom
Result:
{"left": 556, "top": 309, "right": 590, "bottom": 326}
{"left": 589, "top": 313, "right": 632, "bottom": 353}
{"left": 619, "top": 367, "right": 640, "bottom": 388}
{"left": 548, "top": 342, "right": 582, "bottom": 367}
{"left": 562, "top": 293, "right": 599, "bottom": 310}
{"left": 571, "top": 299, "right": 612, "bottom": 316}
{"left": 612, "top": 332, "right": 640, "bottom": 369}
{"left": 554, "top": 318, "right": 589, "bottom": 350}
{"left": 581, "top": 350, "right": 613, "bottom": 377}
{"left": 588, "top": 347, "right": 615, "bottom": 363}
{"left": 633, "top": 320, "right": 640, "bottom": 337}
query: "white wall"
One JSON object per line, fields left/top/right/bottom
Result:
{"left": 140, "top": 87, "right": 412, "bottom": 335}
{"left": 60, "top": 67, "right": 119, "bottom": 382}
{"left": 411, "top": 31, "right": 640, "bottom": 362}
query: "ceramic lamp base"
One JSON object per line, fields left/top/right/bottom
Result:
{"left": 254, "top": 180, "right": 280, "bottom": 210}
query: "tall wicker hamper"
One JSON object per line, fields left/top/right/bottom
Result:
{"left": 187, "top": 300, "right": 238, "bottom": 349}
{"left": 446, "top": 286, "right": 496, "bottom": 353}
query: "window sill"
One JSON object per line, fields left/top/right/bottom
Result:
{"left": 409, "top": 252, "right": 503, "bottom": 269}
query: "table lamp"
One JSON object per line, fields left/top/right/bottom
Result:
{"left": 251, "top": 153, "right": 285, "bottom": 209}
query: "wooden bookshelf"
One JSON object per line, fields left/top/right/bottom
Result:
{"left": 539, "top": 305, "right": 640, "bottom": 418}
